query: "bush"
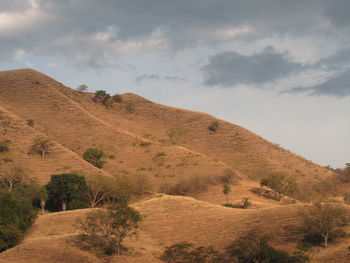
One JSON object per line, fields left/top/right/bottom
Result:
{"left": 93, "top": 90, "right": 112, "bottom": 106}
{"left": 208, "top": 121, "right": 220, "bottom": 132}
{"left": 83, "top": 148, "right": 106, "bottom": 168}
{"left": 46, "top": 173, "right": 88, "bottom": 211}
{"left": 26, "top": 119, "right": 35, "bottom": 127}
{"left": 227, "top": 230, "right": 308, "bottom": 263}
{"left": 0, "top": 225, "right": 22, "bottom": 252}
{"left": 139, "top": 141, "right": 151, "bottom": 147}
{"left": 260, "top": 173, "right": 299, "bottom": 199}
{"left": 344, "top": 193, "right": 350, "bottom": 205}
{"left": 130, "top": 174, "right": 153, "bottom": 196}
{"left": 223, "top": 198, "right": 251, "bottom": 209}
{"left": 165, "top": 175, "right": 213, "bottom": 196}
{"left": 0, "top": 139, "right": 10, "bottom": 153}
{"left": 112, "top": 94, "right": 123, "bottom": 103}
{"left": 161, "top": 242, "right": 221, "bottom": 263}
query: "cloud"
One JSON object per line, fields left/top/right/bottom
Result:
{"left": 135, "top": 74, "right": 185, "bottom": 83}
{"left": 289, "top": 70, "right": 350, "bottom": 97}
{"left": 202, "top": 47, "right": 304, "bottom": 87}
{"left": 1, "top": 0, "right": 349, "bottom": 67}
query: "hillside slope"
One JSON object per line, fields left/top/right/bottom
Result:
{"left": 0, "top": 69, "right": 230, "bottom": 186}
{"left": 1, "top": 195, "right": 349, "bottom": 263}
{"left": 0, "top": 106, "right": 109, "bottom": 183}
{"left": 0, "top": 69, "right": 333, "bottom": 189}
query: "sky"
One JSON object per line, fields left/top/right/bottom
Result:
{"left": 0, "top": 0, "right": 349, "bottom": 168}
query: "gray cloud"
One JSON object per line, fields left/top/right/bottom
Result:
{"left": 136, "top": 74, "right": 185, "bottom": 83}
{"left": 1, "top": 0, "right": 32, "bottom": 12}
{"left": 202, "top": 47, "right": 304, "bottom": 87}
{"left": 289, "top": 70, "right": 350, "bottom": 97}
{"left": 1, "top": 0, "right": 349, "bottom": 68}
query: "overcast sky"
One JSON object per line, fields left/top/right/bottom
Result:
{"left": 1, "top": 0, "right": 349, "bottom": 168}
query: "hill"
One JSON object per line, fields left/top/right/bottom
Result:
{"left": 0, "top": 69, "right": 334, "bottom": 194}
{"left": 0, "top": 195, "right": 349, "bottom": 263}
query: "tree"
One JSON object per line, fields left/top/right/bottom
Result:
{"left": 93, "top": 90, "right": 112, "bottom": 106}
{"left": 339, "top": 166, "right": 350, "bottom": 183}
{"left": 0, "top": 192, "right": 36, "bottom": 252}
{"left": 222, "top": 183, "right": 231, "bottom": 205}
{"left": 260, "top": 173, "right": 299, "bottom": 198}
{"left": 83, "top": 148, "right": 106, "bottom": 168}
{"left": 46, "top": 173, "right": 88, "bottom": 211}
{"left": 85, "top": 174, "right": 118, "bottom": 208}
{"left": 0, "top": 167, "right": 29, "bottom": 192}
{"left": 227, "top": 230, "right": 308, "bottom": 263}
{"left": 130, "top": 174, "right": 153, "bottom": 196}
{"left": 80, "top": 202, "right": 142, "bottom": 255}
{"left": 38, "top": 187, "right": 48, "bottom": 214}
{"left": 29, "top": 138, "right": 53, "bottom": 158}
{"left": 303, "top": 202, "right": 349, "bottom": 248}
{"left": 77, "top": 84, "right": 88, "bottom": 92}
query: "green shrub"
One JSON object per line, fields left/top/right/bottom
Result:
{"left": 26, "top": 119, "right": 35, "bottom": 127}
{"left": 0, "top": 225, "right": 22, "bottom": 252}
{"left": 344, "top": 193, "right": 350, "bottom": 205}
{"left": 223, "top": 198, "right": 251, "bottom": 209}
{"left": 93, "top": 90, "right": 112, "bottom": 106}
{"left": 161, "top": 242, "right": 221, "bottom": 263}
{"left": 83, "top": 148, "right": 106, "bottom": 168}
{"left": 227, "top": 230, "right": 308, "bottom": 263}
{"left": 208, "top": 121, "right": 220, "bottom": 132}
{"left": 139, "top": 141, "right": 151, "bottom": 147}
{"left": 0, "top": 139, "right": 10, "bottom": 153}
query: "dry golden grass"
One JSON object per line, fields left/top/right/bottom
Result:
{"left": 0, "top": 69, "right": 348, "bottom": 262}
{"left": 0, "top": 195, "right": 349, "bottom": 263}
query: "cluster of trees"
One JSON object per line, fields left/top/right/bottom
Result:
{"left": 0, "top": 167, "right": 37, "bottom": 252}
{"left": 161, "top": 231, "right": 308, "bottom": 263}
{"left": 43, "top": 173, "right": 152, "bottom": 211}
{"left": 260, "top": 172, "right": 299, "bottom": 199}
{"left": 93, "top": 90, "right": 123, "bottom": 106}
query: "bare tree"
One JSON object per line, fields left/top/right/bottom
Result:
{"left": 0, "top": 167, "right": 28, "bottom": 192}
{"left": 85, "top": 174, "right": 118, "bottom": 208}
{"left": 77, "top": 84, "right": 88, "bottom": 92}
{"left": 29, "top": 138, "right": 53, "bottom": 158}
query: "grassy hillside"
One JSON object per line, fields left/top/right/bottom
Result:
{"left": 0, "top": 195, "right": 349, "bottom": 263}
{"left": 0, "top": 69, "right": 334, "bottom": 190}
